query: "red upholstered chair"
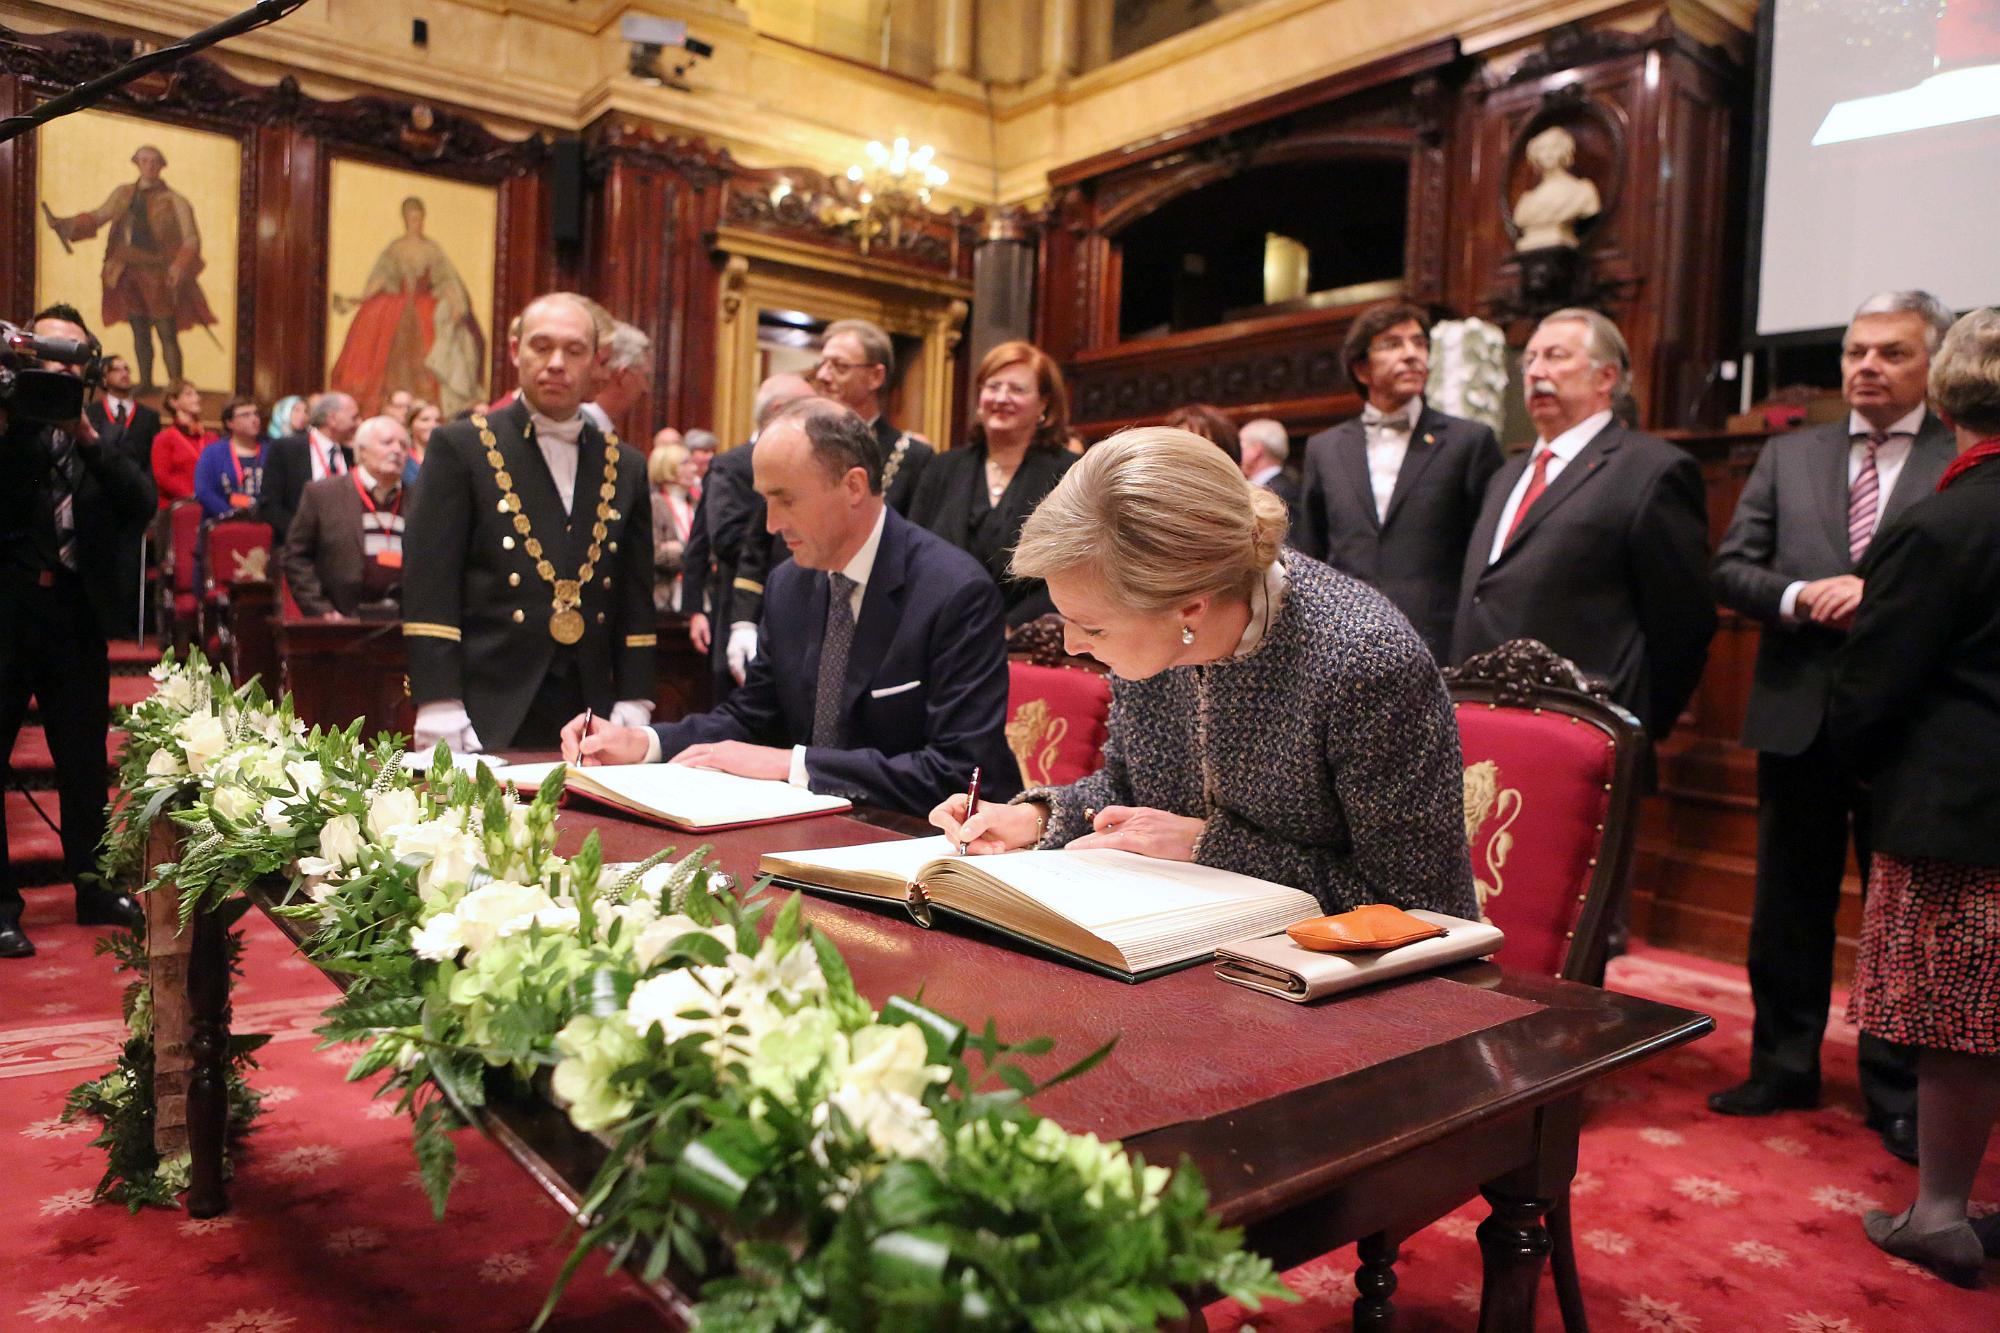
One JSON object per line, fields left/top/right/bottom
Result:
{"left": 1446, "top": 638, "right": 1649, "bottom": 1333}
{"left": 1004, "top": 661, "right": 1112, "bottom": 789}
{"left": 199, "top": 515, "right": 274, "bottom": 662}
{"left": 154, "top": 500, "right": 203, "bottom": 654}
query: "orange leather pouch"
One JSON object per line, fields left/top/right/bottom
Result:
{"left": 1285, "top": 903, "right": 1447, "bottom": 953}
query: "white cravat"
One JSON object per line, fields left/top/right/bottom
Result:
{"left": 530, "top": 410, "right": 584, "bottom": 512}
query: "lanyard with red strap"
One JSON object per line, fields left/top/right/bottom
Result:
{"left": 227, "top": 444, "right": 259, "bottom": 508}
{"left": 354, "top": 471, "right": 404, "bottom": 568}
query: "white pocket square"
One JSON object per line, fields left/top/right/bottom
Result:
{"left": 869, "top": 679, "right": 922, "bottom": 699}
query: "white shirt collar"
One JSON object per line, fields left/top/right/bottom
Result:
{"left": 1847, "top": 404, "right": 1926, "bottom": 439}
{"left": 103, "top": 393, "right": 130, "bottom": 415}
{"left": 1249, "top": 463, "right": 1283, "bottom": 487}
{"left": 1535, "top": 408, "right": 1614, "bottom": 461}
{"left": 1230, "top": 560, "right": 1289, "bottom": 659}
{"left": 353, "top": 463, "right": 397, "bottom": 494}
{"left": 838, "top": 505, "right": 888, "bottom": 595}
{"left": 530, "top": 410, "right": 584, "bottom": 447}
{"left": 1362, "top": 395, "right": 1423, "bottom": 429}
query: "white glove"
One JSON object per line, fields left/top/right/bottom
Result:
{"left": 727, "top": 622, "right": 760, "bottom": 686}
{"left": 414, "top": 701, "right": 483, "bottom": 754}
{"left": 610, "top": 699, "right": 654, "bottom": 728}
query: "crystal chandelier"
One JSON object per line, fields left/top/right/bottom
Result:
{"left": 843, "top": 137, "right": 948, "bottom": 254}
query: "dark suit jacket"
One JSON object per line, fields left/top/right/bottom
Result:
{"left": 1713, "top": 413, "right": 1954, "bottom": 756}
{"left": 650, "top": 507, "right": 1018, "bottom": 816}
{"left": 1258, "top": 468, "right": 1302, "bottom": 534}
{"left": 87, "top": 398, "right": 161, "bottom": 479}
{"left": 1831, "top": 459, "right": 2000, "bottom": 867}
{"left": 871, "top": 415, "right": 933, "bottom": 516}
{"left": 1300, "top": 406, "right": 1503, "bottom": 659}
{"left": 906, "top": 442, "right": 1075, "bottom": 627}
{"left": 1450, "top": 420, "right": 1716, "bottom": 739}
{"left": 282, "top": 472, "right": 406, "bottom": 617}
{"left": 0, "top": 418, "right": 156, "bottom": 638}
{"left": 258, "top": 432, "right": 352, "bottom": 540}
{"left": 402, "top": 399, "right": 656, "bottom": 747}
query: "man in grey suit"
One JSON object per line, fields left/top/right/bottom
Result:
{"left": 1706, "top": 290, "right": 1957, "bottom": 1160}
{"left": 1299, "top": 302, "right": 1503, "bottom": 659}
{"left": 1451, "top": 308, "right": 1715, "bottom": 739}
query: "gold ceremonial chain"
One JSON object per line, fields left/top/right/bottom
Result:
{"left": 472, "top": 411, "right": 620, "bottom": 645}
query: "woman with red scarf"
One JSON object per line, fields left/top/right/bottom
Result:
{"left": 1832, "top": 306, "right": 2000, "bottom": 1285}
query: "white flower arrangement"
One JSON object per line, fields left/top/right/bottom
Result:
{"left": 1427, "top": 317, "right": 1511, "bottom": 436}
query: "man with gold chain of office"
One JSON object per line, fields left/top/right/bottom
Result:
{"left": 403, "top": 292, "right": 657, "bottom": 751}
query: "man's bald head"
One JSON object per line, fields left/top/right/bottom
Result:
{"left": 753, "top": 372, "right": 816, "bottom": 432}
{"left": 512, "top": 294, "right": 599, "bottom": 419}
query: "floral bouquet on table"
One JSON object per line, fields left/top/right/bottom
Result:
{"left": 85, "top": 653, "right": 1295, "bottom": 1328}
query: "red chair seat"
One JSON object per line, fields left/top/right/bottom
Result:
{"left": 1005, "top": 662, "right": 1112, "bottom": 789}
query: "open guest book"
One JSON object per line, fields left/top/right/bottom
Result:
{"left": 1213, "top": 911, "right": 1505, "bottom": 1002}
{"left": 488, "top": 761, "right": 851, "bottom": 832}
{"left": 758, "top": 835, "right": 1321, "bottom": 982}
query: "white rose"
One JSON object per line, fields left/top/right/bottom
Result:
{"left": 498, "top": 903, "right": 580, "bottom": 941}
{"left": 625, "top": 965, "right": 733, "bottom": 1045}
{"left": 145, "top": 748, "right": 184, "bottom": 778}
{"left": 451, "top": 880, "right": 556, "bottom": 955}
{"left": 317, "top": 814, "right": 365, "bottom": 868}
{"left": 210, "top": 785, "right": 257, "bottom": 824}
{"left": 632, "top": 913, "right": 738, "bottom": 971}
{"left": 261, "top": 796, "right": 294, "bottom": 835}
{"left": 823, "top": 1085, "right": 945, "bottom": 1162}
{"left": 285, "top": 759, "right": 324, "bottom": 795}
{"left": 410, "top": 912, "right": 466, "bottom": 962}
{"left": 838, "top": 1023, "right": 947, "bottom": 1103}
{"left": 415, "top": 830, "right": 483, "bottom": 908}
{"left": 367, "top": 788, "right": 423, "bottom": 842}
{"left": 175, "top": 713, "right": 228, "bottom": 774}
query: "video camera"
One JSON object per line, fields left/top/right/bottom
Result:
{"left": 0, "top": 319, "right": 102, "bottom": 424}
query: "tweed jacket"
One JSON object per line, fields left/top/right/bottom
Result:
{"left": 1020, "top": 552, "right": 1476, "bottom": 916}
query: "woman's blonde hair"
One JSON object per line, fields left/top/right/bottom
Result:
{"left": 648, "top": 440, "right": 689, "bottom": 487}
{"left": 1012, "top": 426, "right": 1287, "bottom": 613}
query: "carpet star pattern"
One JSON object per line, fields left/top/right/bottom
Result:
{"left": 18, "top": 1275, "right": 137, "bottom": 1324}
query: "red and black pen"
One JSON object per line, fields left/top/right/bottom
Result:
{"left": 956, "top": 765, "right": 981, "bottom": 856}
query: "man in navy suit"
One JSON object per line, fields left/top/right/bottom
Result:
{"left": 565, "top": 397, "right": 1017, "bottom": 816}
{"left": 1299, "top": 302, "right": 1503, "bottom": 659}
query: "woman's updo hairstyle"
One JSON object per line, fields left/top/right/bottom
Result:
{"left": 1011, "top": 426, "right": 1287, "bottom": 614}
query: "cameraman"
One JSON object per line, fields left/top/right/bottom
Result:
{"left": 0, "top": 304, "right": 153, "bottom": 959}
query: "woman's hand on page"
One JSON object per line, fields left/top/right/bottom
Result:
{"left": 1064, "top": 806, "right": 1203, "bottom": 861}
{"left": 930, "top": 796, "right": 1044, "bottom": 855}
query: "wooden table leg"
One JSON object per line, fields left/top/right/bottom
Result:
{"left": 1475, "top": 1186, "right": 1553, "bottom": 1331}
{"left": 1353, "top": 1231, "right": 1399, "bottom": 1331}
{"left": 184, "top": 905, "right": 231, "bottom": 1218}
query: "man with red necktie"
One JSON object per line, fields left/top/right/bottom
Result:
{"left": 1709, "top": 290, "right": 1957, "bottom": 1160}
{"left": 1450, "top": 306, "right": 1715, "bottom": 740}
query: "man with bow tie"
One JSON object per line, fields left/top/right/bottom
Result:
{"left": 1705, "top": 290, "right": 1956, "bottom": 1160}
{"left": 401, "top": 293, "right": 656, "bottom": 752}
{"left": 1298, "top": 302, "right": 1502, "bottom": 659}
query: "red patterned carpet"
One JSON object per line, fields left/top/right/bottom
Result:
{"left": 4, "top": 894, "right": 1996, "bottom": 1331}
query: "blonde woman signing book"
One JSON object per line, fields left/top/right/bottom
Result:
{"left": 932, "top": 428, "right": 1476, "bottom": 917}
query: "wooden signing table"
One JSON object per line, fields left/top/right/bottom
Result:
{"left": 173, "top": 795, "right": 1709, "bottom": 1332}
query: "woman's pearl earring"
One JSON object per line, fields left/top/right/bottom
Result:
{"left": 1180, "top": 625, "right": 1196, "bottom": 646}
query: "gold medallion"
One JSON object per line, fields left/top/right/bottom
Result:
{"left": 549, "top": 609, "right": 585, "bottom": 644}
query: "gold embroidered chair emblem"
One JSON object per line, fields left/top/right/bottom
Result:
{"left": 1005, "top": 699, "right": 1070, "bottom": 787}
{"left": 229, "top": 546, "right": 270, "bottom": 582}
{"left": 1462, "top": 759, "right": 1523, "bottom": 922}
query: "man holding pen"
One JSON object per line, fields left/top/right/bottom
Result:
{"left": 563, "top": 398, "right": 1017, "bottom": 817}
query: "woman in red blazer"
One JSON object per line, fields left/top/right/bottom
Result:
{"left": 150, "top": 378, "right": 215, "bottom": 509}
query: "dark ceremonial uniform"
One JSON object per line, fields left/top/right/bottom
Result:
{"left": 402, "top": 398, "right": 655, "bottom": 748}
{"left": 870, "top": 415, "right": 932, "bottom": 517}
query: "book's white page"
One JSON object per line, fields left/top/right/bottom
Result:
{"left": 488, "top": 762, "right": 848, "bottom": 827}
{"left": 402, "top": 749, "right": 503, "bottom": 774}
{"left": 766, "top": 834, "right": 954, "bottom": 885}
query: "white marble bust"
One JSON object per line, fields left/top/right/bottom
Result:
{"left": 1512, "top": 126, "right": 1601, "bottom": 252}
